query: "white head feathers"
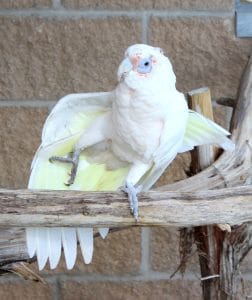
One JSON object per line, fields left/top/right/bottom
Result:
{"left": 117, "top": 44, "right": 176, "bottom": 90}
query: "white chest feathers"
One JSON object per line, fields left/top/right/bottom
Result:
{"left": 110, "top": 83, "right": 187, "bottom": 164}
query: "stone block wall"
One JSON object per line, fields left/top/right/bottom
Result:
{"left": 0, "top": 1, "right": 251, "bottom": 299}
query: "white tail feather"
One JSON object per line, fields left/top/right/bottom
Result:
{"left": 48, "top": 228, "right": 62, "bottom": 269}
{"left": 98, "top": 228, "right": 109, "bottom": 239}
{"left": 36, "top": 228, "right": 49, "bottom": 270}
{"left": 26, "top": 228, "right": 37, "bottom": 258}
{"left": 61, "top": 228, "right": 77, "bottom": 270}
{"left": 77, "top": 228, "right": 93, "bottom": 264}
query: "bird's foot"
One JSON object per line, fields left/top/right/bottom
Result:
{"left": 49, "top": 150, "right": 80, "bottom": 186}
{"left": 122, "top": 182, "right": 142, "bottom": 222}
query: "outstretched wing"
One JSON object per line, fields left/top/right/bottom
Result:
{"left": 27, "top": 92, "right": 129, "bottom": 270}
{"left": 42, "top": 92, "right": 113, "bottom": 145}
{"left": 139, "top": 109, "right": 234, "bottom": 191}
{"left": 179, "top": 110, "right": 235, "bottom": 153}
{"left": 31, "top": 92, "right": 113, "bottom": 169}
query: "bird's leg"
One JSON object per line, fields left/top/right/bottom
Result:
{"left": 122, "top": 182, "right": 142, "bottom": 221}
{"left": 49, "top": 148, "right": 81, "bottom": 186}
{"left": 121, "top": 161, "right": 150, "bottom": 222}
{"left": 48, "top": 113, "right": 111, "bottom": 186}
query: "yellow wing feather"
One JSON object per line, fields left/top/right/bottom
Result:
{"left": 29, "top": 97, "right": 129, "bottom": 192}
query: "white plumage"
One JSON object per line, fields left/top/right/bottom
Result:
{"left": 27, "top": 44, "right": 234, "bottom": 270}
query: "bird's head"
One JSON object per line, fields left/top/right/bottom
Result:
{"left": 117, "top": 44, "right": 176, "bottom": 91}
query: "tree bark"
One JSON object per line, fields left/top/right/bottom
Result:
{"left": 175, "top": 54, "right": 252, "bottom": 300}
{"left": 188, "top": 87, "right": 221, "bottom": 300}
{"left": 0, "top": 186, "right": 251, "bottom": 227}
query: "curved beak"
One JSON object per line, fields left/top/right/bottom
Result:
{"left": 117, "top": 57, "right": 133, "bottom": 82}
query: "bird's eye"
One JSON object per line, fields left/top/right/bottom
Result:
{"left": 137, "top": 57, "right": 152, "bottom": 74}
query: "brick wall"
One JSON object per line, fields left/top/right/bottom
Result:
{"left": 0, "top": 1, "right": 252, "bottom": 299}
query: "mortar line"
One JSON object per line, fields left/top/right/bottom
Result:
{"left": 52, "top": 0, "right": 63, "bottom": 10}
{"left": 0, "top": 100, "right": 56, "bottom": 109}
{"left": 2, "top": 269, "right": 252, "bottom": 284}
{"left": 141, "top": 13, "right": 149, "bottom": 44}
{"left": 52, "top": 277, "right": 61, "bottom": 300}
{"left": 0, "top": 270, "right": 198, "bottom": 283}
{"left": 140, "top": 227, "right": 151, "bottom": 274}
{"left": 0, "top": 274, "right": 58, "bottom": 284}
{"left": 0, "top": 9, "right": 234, "bottom": 19}
{"left": 146, "top": 10, "right": 233, "bottom": 18}
{"left": 54, "top": 271, "right": 200, "bottom": 282}
{"left": 47, "top": 271, "right": 252, "bottom": 283}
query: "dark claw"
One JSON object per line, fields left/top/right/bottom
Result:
{"left": 65, "top": 164, "right": 78, "bottom": 186}
{"left": 49, "top": 156, "right": 73, "bottom": 164}
{"left": 49, "top": 156, "right": 55, "bottom": 163}
{"left": 49, "top": 151, "right": 80, "bottom": 186}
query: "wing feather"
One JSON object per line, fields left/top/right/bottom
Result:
{"left": 140, "top": 108, "right": 234, "bottom": 191}
{"left": 28, "top": 92, "right": 129, "bottom": 270}
{"left": 179, "top": 110, "right": 235, "bottom": 153}
{"left": 42, "top": 92, "right": 113, "bottom": 146}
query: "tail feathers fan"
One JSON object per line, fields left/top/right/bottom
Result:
{"left": 48, "top": 228, "right": 62, "bottom": 269}
{"left": 26, "top": 228, "right": 37, "bottom": 258}
{"left": 36, "top": 228, "right": 50, "bottom": 271}
{"left": 62, "top": 228, "right": 77, "bottom": 270}
{"left": 77, "top": 228, "right": 94, "bottom": 264}
{"left": 27, "top": 91, "right": 127, "bottom": 270}
{"left": 26, "top": 227, "right": 95, "bottom": 270}
{"left": 98, "top": 227, "right": 109, "bottom": 239}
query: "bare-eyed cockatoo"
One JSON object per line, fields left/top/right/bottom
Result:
{"left": 27, "top": 44, "right": 234, "bottom": 270}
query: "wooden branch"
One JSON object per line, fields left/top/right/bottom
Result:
{"left": 177, "top": 54, "right": 252, "bottom": 300}
{"left": 0, "top": 228, "right": 30, "bottom": 267}
{"left": 0, "top": 186, "right": 251, "bottom": 228}
{"left": 189, "top": 87, "right": 225, "bottom": 300}
{"left": 188, "top": 87, "right": 216, "bottom": 170}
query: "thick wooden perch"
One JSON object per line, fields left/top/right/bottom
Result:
{"left": 0, "top": 186, "right": 251, "bottom": 228}
{"left": 175, "top": 53, "right": 252, "bottom": 300}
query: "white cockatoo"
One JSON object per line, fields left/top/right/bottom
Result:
{"left": 27, "top": 44, "right": 234, "bottom": 270}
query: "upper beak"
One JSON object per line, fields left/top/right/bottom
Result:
{"left": 117, "top": 57, "right": 133, "bottom": 82}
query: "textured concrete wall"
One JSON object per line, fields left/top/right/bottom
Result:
{"left": 0, "top": 1, "right": 252, "bottom": 299}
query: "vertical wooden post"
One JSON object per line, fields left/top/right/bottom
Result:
{"left": 188, "top": 87, "right": 216, "bottom": 170}
{"left": 188, "top": 87, "right": 224, "bottom": 300}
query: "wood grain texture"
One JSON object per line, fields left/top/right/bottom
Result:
{"left": 189, "top": 87, "right": 223, "bottom": 300}
{"left": 188, "top": 87, "right": 216, "bottom": 170}
{"left": 179, "top": 53, "right": 252, "bottom": 300}
{"left": 0, "top": 186, "right": 251, "bottom": 227}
